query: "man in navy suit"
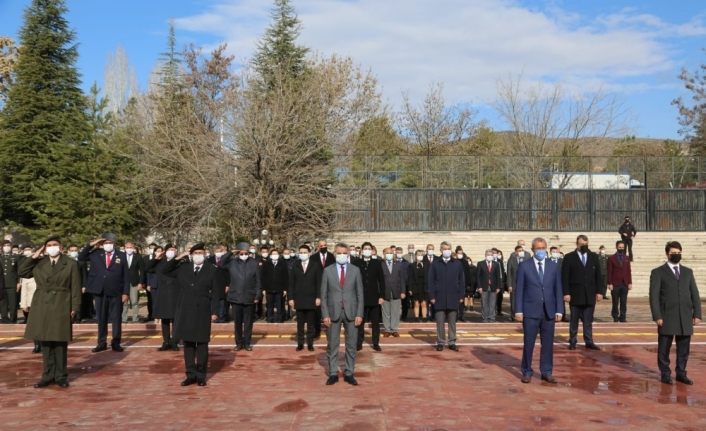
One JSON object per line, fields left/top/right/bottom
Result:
{"left": 78, "top": 232, "right": 130, "bottom": 352}
{"left": 514, "top": 237, "right": 564, "bottom": 384}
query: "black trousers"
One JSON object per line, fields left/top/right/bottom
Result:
{"left": 161, "top": 319, "right": 175, "bottom": 345}
{"left": 569, "top": 304, "right": 595, "bottom": 346}
{"left": 183, "top": 341, "right": 208, "bottom": 380}
{"left": 611, "top": 285, "right": 628, "bottom": 322}
{"left": 401, "top": 295, "right": 411, "bottom": 321}
{"left": 496, "top": 290, "right": 504, "bottom": 314}
{"left": 314, "top": 306, "right": 322, "bottom": 338}
{"left": 658, "top": 334, "right": 690, "bottom": 378}
{"left": 624, "top": 238, "right": 634, "bottom": 260}
{"left": 232, "top": 303, "right": 254, "bottom": 347}
{"left": 146, "top": 290, "right": 153, "bottom": 320}
{"left": 80, "top": 291, "right": 95, "bottom": 321}
{"left": 296, "top": 309, "right": 316, "bottom": 347}
{"left": 40, "top": 341, "right": 68, "bottom": 383}
{"left": 0, "top": 288, "right": 18, "bottom": 322}
{"left": 266, "top": 292, "right": 284, "bottom": 322}
{"left": 357, "top": 304, "right": 381, "bottom": 348}
{"left": 94, "top": 294, "right": 122, "bottom": 346}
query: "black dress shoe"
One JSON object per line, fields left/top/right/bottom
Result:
{"left": 92, "top": 344, "right": 108, "bottom": 353}
{"left": 197, "top": 379, "right": 207, "bottom": 387}
{"left": 33, "top": 380, "right": 53, "bottom": 388}
{"left": 541, "top": 375, "right": 557, "bottom": 384}
{"left": 521, "top": 375, "right": 531, "bottom": 384}
{"left": 568, "top": 344, "right": 576, "bottom": 350}
{"left": 57, "top": 381, "right": 70, "bottom": 388}
{"left": 372, "top": 344, "right": 382, "bottom": 352}
{"left": 32, "top": 345, "right": 41, "bottom": 354}
{"left": 296, "top": 345, "right": 304, "bottom": 351}
{"left": 326, "top": 375, "right": 339, "bottom": 385}
{"left": 676, "top": 375, "right": 694, "bottom": 385}
{"left": 585, "top": 343, "right": 601, "bottom": 351}
{"left": 234, "top": 345, "right": 243, "bottom": 351}
{"left": 171, "top": 344, "right": 180, "bottom": 351}
{"left": 111, "top": 345, "right": 124, "bottom": 352}
{"left": 661, "top": 375, "right": 673, "bottom": 384}
{"left": 245, "top": 345, "right": 253, "bottom": 351}
{"left": 344, "top": 375, "right": 358, "bottom": 386}
{"left": 448, "top": 344, "right": 459, "bottom": 351}
{"left": 307, "top": 346, "right": 315, "bottom": 352}
{"left": 158, "top": 344, "right": 171, "bottom": 351}
{"left": 356, "top": 345, "right": 362, "bottom": 351}
{"left": 435, "top": 344, "right": 444, "bottom": 352}
{"left": 181, "top": 377, "right": 197, "bottom": 386}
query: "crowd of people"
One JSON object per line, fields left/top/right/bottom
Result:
{"left": 1, "top": 215, "right": 700, "bottom": 389}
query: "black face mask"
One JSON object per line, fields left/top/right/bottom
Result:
{"left": 579, "top": 245, "right": 589, "bottom": 253}
{"left": 617, "top": 249, "right": 625, "bottom": 254}
{"left": 669, "top": 254, "right": 682, "bottom": 264}
{"left": 319, "top": 247, "right": 327, "bottom": 254}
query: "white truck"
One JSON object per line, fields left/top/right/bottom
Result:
{"left": 550, "top": 173, "right": 644, "bottom": 189}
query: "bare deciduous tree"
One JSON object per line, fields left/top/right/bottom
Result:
{"left": 103, "top": 45, "right": 138, "bottom": 114}
{"left": 495, "top": 76, "right": 628, "bottom": 188}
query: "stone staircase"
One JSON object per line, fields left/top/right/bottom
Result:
{"left": 333, "top": 231, "right": 706, "bottom": 297}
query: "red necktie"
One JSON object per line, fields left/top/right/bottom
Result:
{"left": 339, "top": 264, "right": 346, "bottom": 289}
{"left": 106, "top": 252, "right": 112, "bottom": 268}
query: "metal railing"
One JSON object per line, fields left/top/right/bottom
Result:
{"left": 331, "top": 155, "right": 706, "bottom": 190}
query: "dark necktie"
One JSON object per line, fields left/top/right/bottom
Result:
{"left": 195, "top": 266, "right": 200, "bottom": 275}
{"left": 674, "top": 266, "right": 680, "bottom": 280}
{"left": 538, "top": 261, "right": 544, "bottom": 282}
{"left": 581, "top": 253, "right": 586, "bottom": 267}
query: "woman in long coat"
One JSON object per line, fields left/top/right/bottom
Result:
{"left": 407, "top": 250, "right": 429, "bottom": 322}
{"left": 19, "top": 236, "right": 81, "bottom": 388}
{"left": 146, "top": 244, "right": 180, "bottom": 351}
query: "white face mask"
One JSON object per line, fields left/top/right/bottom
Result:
{"left": 299, "top": 253, "right": 309, "bottom": 262}
{"left": 165, "top": 250, "right": 176, "bottom": 260}
{"left": 385, "top": 253, "right": 394, "bottom": 261}
{"left": 261, "top": 253, "right": 269, "bottom": 259}
{"left": 408, "top": 249, "right": 415, "bottom": 254}
{"left": 416, "top": 255, "right": 424, "bottom": 262}
{"left": 362, "top": 249, "right": 372, "bottom": 258}
{"left": 270, "top": 254, "right": 279, "bottom": 261}
{"left": 551, "top": 252, "right": 561, "bottom": 259}
{"left": 371, "top": 255, "right": 378, "bottom": 259}
{"left": 456, "top": 253, "right": 464, "bottom": 260}
{"left": 283, "top": 254, "right": 291, "bottom": 260}
{"left": 350, "top": 251, "right": 358, "bottom": 257}
{"left": 68, "top": 251, "right": 79, "bottom": 259}
{"left": 46, "top": 246, "right": 61, "bottom": 257}
{"left": 23, "top": 250, "right": 32, "bottom": 257}
{"left": 427, "top": 250, "right": 434, "bottom": 256}
{"left": 442, "top": 250, "right": 452, "bottom": 258}
{"left": 125, "top": 248, "right": 135, "bottom": 255}
{"left": 239, "top": 254, "right": 249, "bottom": 261}
{"left": 103, "top": 243, "right": 114, "bottom": 253}
{"left": 336, "top": 254, "right": 348, "bottom": 265}
{"left": 2, "top": 246, "right": 11, "bottom": 254}
{"left": 149, "top": 248, "right": 155, "bottom": 255}
{"left": 485, "top": 255, "right": 494, "bottom": 262}
{"left": 215, "top": 252, "right": 225, "bottom": 258}
{"left": 192, "top": 254, "right": 205, "bottom": 265}
{"left": 396, "top": 253, "right": 403, "bottom": 259}
{"left": 249, "top": 248, "right": 256, "bottom": 254}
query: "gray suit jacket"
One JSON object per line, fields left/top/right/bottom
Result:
{"left": 320, "top": 263, "right": 364, "bottom": 322}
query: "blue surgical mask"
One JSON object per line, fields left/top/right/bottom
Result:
{"left": 534, "top": 249, "right": 547, "bottom": 260}
{"left": 442, "top": 250, "right": 452, "bottom": 258}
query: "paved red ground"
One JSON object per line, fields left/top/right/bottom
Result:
{"left": 1, "top": 316, "right": 706, "bottom": 430}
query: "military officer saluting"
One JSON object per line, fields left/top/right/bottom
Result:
{"left": 19, "top": 236, "right": 81, "bottom": 388}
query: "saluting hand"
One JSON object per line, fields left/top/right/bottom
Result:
{"left": 89, "top": 237, "right": 105, "bottom": 248}
{"left": 32, "top": 245, "right": 45, "bottom": 259}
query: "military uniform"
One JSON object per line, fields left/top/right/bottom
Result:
{"left": 19, "top": 253, "right": 82, "bottom": 385}
{"left": 0, "top": 253, "right": 20, "bottom": 322}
